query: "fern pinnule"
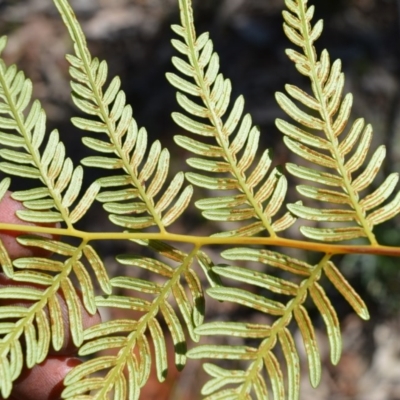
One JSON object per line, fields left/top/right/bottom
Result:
{"left": 0, "top": 227, "right": 13, "bottom": 279}
{"left": 323, "top": 261, "right": 369, "bottom": 320}
{"left": 276, "top": 0, "right": 400, "bottom": 243}
{"left": 54, "top": 0, "right": 193, "bottom": 233}
{"left": 278, "top": 327, "right": 300, "bottom": 399}
{"left": 168, "top": 0, "right": 295, "bottom": 238}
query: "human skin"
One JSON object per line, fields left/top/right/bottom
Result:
{"left": 0, "top": 192, "right": 101, "bottom": 400}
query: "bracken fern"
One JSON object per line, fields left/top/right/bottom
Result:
{"left": 0, "top": 0, "right": 398, "bottom": 399}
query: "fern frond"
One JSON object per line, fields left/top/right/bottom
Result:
{"left": 0, "top": 33, "right": 112, "bottom": 397}
{"left": 276, "top": 0, "right": 400, "bottom": 243}
{"left": 188, "top": 248, "right": 369, "bottom": 398}
{"left": 126, "top": 239, "right": 205, "bottom": 340}
{"left": 61, "top": 244, "right": 201, "bottom": 398}
{"left": 0, "top": 238, "right": 103, "bottom": 397}
{"left": 0, "top": 38, "right": 99, "bottom": 227}
{"left": 0, "top": 0, "right": 393, "bottom": 398}
{"left": 53, "top": 0, "right": 192, "bottom": 233}
{"left": 168, "top": 0, "right": 295, "bottom": 238}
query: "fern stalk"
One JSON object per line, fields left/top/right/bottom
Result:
{"left": 3, "top": 221, "right": 400, "bottom": 257}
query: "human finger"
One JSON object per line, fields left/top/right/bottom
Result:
{"left": 0, "top": 191, "right": 58, "bottom": 259}
{"left": 8, "top": 357, "right": 81, "bottom": 400}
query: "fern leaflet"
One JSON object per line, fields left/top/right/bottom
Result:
{"left": 276, "top": 0, "right": 400, "bottom": 243}
{"left": 54, "top": 0, "right": 193, "bottom": 233}
{"left": 167, "top": 0, "right": 295, "bottom": 238}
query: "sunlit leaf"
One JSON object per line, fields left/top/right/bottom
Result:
{"left": 294, "top": 305, "right": 321, "bottom": 388}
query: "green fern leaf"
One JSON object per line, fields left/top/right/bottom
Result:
{"left": 264, "top": 351, "right": 285, "bottom": 399}
{"left": 0, "top": 241, "right": 13, "bottom": 279}
{"left": 168, "top": 0, "right": 294, "bottom": 238}
{"left": 324, "top": 261, "right": 369, "bottom": 320}
{"left": 278, "top": 328, "right": 300, "bottom": 400}
{"left": 309, "top": 282, "right": 341, "bottom": 365}
{"left": 276, "top": 0, "right": 400, "bottom": 244}
{"left": 195, "top": 322, "right": 271, "bottom": 338}
{"left": 54, "top": 0, "right": 192, "bottom": 234}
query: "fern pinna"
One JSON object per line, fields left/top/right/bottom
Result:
{"left": 0, "top": 0, "right": 398, "bottom": 399}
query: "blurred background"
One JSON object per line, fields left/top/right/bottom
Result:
{"left": 1, "top": 0, "right": 400, "bottom": 399}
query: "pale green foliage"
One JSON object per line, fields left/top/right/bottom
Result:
{"left": 167, "top": 2, "right": 295, "bottom": 238}
{"left": 0, "top": 0, "right": 397, "bottom": 399}
{"left": 276, "top": 0, "right": 400, "bottom": 244}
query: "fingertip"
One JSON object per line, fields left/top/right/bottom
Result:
{"left": 0, "top": 191, "right": 58, "bottom": 259}
{"left": 11, "top": 357, "right": 81, "bottom": 400}
{"left": 0, "top": 191, "right": 30, "bottom": 259}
